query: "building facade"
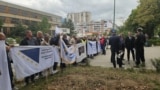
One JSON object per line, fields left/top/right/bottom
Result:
{"left": 0, "top": 1, "right": 62, "bottom": 34}
{"left": 67, "top": 11, "right": 91, "bottom": 24}
{"left": 76, "top": 20, "right": 108, "bottom": 36}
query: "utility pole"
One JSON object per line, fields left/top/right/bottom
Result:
{"left": 113, "top": 0, "right": 116, "bottom": 30}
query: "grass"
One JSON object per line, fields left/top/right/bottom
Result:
{"left": 18, "top": 66, "right": 160, "bottom": 90}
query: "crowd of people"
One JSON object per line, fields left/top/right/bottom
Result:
{"left": 0, "top": 27, "right": 147, "bottom": 90}
{"left": 0, "top": 30, "right": 102, "bottom": 90}
{"left": 109, "top": 28, "right": 146, "bottom": 68}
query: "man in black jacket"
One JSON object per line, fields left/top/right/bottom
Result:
{"left": 125, "top": 32, "right": 135, "bottom": 63}
{"left": 109, "top": 30, "right": 121, "bottom": 68}
{"left": 50, "top": 34, "right": 60, "bottom": 74}
{"left": 135, "top": 28, "right": 146, "bottom": 67}
{"left": 20, "top": 30, "right": 37, "bottom": 85}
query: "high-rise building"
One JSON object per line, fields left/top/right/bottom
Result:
{"left": 67, "top": 11, "right": 91, "bottom": 36}
{"left": 0, "top": 1, "right": 62, "bottom": 34}
{"left": 89, "top": 20, "right": 107, "bottom": 33}
{"left": 67, "top": 11, "right": 91, "bottom": 24}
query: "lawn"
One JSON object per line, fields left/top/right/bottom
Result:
{"left": 19, "top": 66, "right": 160, "bottom": 90}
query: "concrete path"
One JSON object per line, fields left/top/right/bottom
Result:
{"left": 90, "top": 46, "right": 160, "bottom": 69}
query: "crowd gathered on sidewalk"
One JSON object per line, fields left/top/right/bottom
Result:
{"left": 0, "top": 27, "right": 147, "bottom": 90}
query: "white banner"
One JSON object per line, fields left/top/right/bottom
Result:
{"left": 10, "top": 46, "right": 55, "bottom": 79}
{"left": 97, "top": 41, "right": 101, "bottom": 53}
{"left": 87, "top": 41, "right": 97, "bottom": 55}
{"left": 53, "top": 46, "right": 60, "bottom": 63}
{"left": 60, "top": 39, "right": 76, "bottom": 64}
{"left": 0, "top": 41, "right": 12, "bottom": 90}
{"left": 76, "top": 43, "right": 87, "bottom": 63}
{"left": 55, "top": 26, "right": 62, "bottom": 35}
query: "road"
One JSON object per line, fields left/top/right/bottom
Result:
{"left": 90, "top": 46, "right": 160, "bottom": 69}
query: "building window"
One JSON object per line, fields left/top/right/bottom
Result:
{"left": 21, "top": 10, "right": 30, "bottom": 17}
{"left": 11, "top": 18, "right": 20, "bottom": 24}
{"left": 9, "top": 7, "right": 19, "bottom": 15}
{"left": 0, "top": 5, "right": 5, "bottom": 13}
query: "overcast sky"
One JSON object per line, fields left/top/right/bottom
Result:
{"left": 3, "top": 0, "right": 139, "bottom": 25}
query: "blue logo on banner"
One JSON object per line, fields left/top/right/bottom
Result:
{"left": 21, "top": 48, "right": 40, "bottom": 63}
{"left": 89, "top": 42, "right": 92, "bottom": 47}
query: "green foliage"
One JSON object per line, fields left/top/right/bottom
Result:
{"left": 151, "top": 58, "right": 160, "bottom": 73}
{"left": 38, "top": 17, "right": 51, "bottom": 33}
{"left": 125, "top": 0, "right": 160, "bottom": 38}
{"left": 61, "top": 18, "right": 75, "bottom": 35}
{"left": 28, "top": 22, "right": 40, "bottom": 34}
{"left": 148, "top": 39, "right": 160, "bottom": 46}
{"left": 15, "top": 37, "right": 22, "bottom": 43}
{"left": 154, "top": 24, "right": 160, "bottom": 37}
{"left": 10, "top": 23, "right": 27, "bottom": 38}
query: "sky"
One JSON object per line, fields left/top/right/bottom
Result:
{"left": 3, "top": 0, "right": 139, "bottom": 26}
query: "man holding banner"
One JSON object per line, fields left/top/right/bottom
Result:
{"left": 20, "top": 30, "right": 38, "bottom": 85}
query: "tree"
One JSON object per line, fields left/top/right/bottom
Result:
{"left": 10, "top": 23, "right": 27, "bottom": 38}
{"left": 28, "top": 22, "right": 40, "bottom": 35}
{"left": 38, "top": 17, "right": 51, "bottom": 33}
{"left": 61, "top": 18, "right": 75, "bottom": 35}
{"left": 125, "top": 0, "right": 160, "bottom": 38}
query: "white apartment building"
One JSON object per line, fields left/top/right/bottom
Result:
{"left": 67, "top": 11, "right": 91, "bottom": 24}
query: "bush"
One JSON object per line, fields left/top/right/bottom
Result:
{"left": 151, "top": 58, "right": 160, "bottom": 73}
{"left": 148, "top": 39, "right": 160, "bottom": 46}
{"left": 15, "top": 37, "right": 22, "bottom": 44}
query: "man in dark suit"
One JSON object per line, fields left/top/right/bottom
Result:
{"left": 109, "top": 30, "right": 121, "bottom": 68}
{"left": 135, "top": 28, "right": 146, "bottom": 67}
{"left": 125, "top": 32, "right": 135, "bottom": 63}
{"left": 20, "top": 30, "right": 38, "bottom": 85}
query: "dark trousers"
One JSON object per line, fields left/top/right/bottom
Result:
{"left": 117, "top": 56, "right": 123, "bottom": 68}
{"left": 101, "top": 44, "right": 106, "bottom": 55}
{"left": 25, "top": 74, "right": 35, "bottom": 84}
{"left": 127, "top": 48, "right": 135, "bottom": 61}
{"left": 7, "top": 55, "right": 14, "bottom": 88}
{"left": 8, "top": 62, "right": 14, "bottom": 88}
{"left": 60, "top": 63, "right": 66, "bottom": 69}
{"left": 53, "top": 62, "right": 58, "bottom": 70}
{"left": 111, "top": 49, "right": 119, "bottom": 68}
{"left": 136, "top": 47, "right": 145, "bottom": 65}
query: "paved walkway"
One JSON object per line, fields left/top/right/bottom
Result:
{"left": 90, "top": 46, "right": 160, "bottom": 69}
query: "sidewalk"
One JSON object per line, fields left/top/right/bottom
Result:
{"left": 90, "top": 46, "right": 160, "bottom": 69}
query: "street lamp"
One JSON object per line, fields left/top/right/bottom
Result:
{"left": 113, "top": 0, "right": 116, "bottom": 30}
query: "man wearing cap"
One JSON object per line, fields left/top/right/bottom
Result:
{"left": 135, "top": 28, "right": 146, "bottom": 67}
